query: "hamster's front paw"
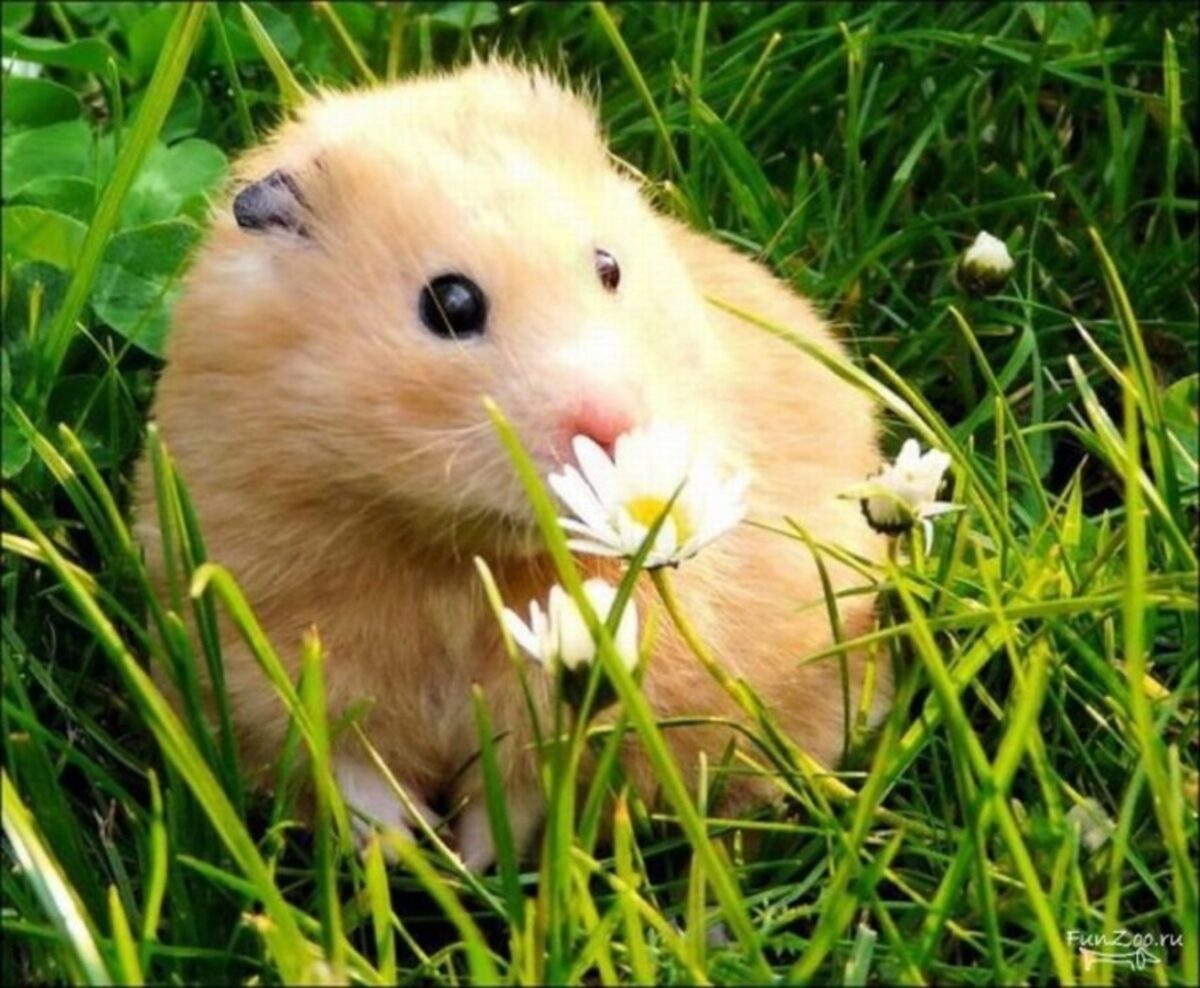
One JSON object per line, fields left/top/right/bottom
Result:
{"left": 452, "top": 799, "right": 499, "bottom": 873}
{"left": 451, "top": 781, "right": 546, "bottom": 873}
{"left": 334, "top": 755, "right": 439, "bottom": 858}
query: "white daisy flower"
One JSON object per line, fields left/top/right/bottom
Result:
{"left": 502, "top": 578, "right": 638, "bottom": 673}
{"left": 548, "top": 424, "right": 749, "bottom": 569}
{"left": 844, "top": 439, "right": 961, "bottom": 548}
{"left": 957, "top": 230, "right": 1014, "bottom": 296}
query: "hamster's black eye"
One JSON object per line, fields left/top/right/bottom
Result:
{"left": 595, "top": 249, "right": 620, "bottom": 291}
{"left": 419, "top": 274, "right": 488, "bottom": 339}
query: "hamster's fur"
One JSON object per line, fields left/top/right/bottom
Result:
{"left": 135, "top": 62, "right": 888, "bottom": 867}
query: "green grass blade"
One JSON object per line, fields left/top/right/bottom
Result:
{"left": 138, "top": 770, "right": 168, "bottom": 975}
{"left": 189, "top": 563, "right": 319, "bottom": 749}
{"left": 107, "top": 884, "right": 144, "bottom": 985}
{"left": 386, "top": 838, "right": 501, "bottom": 984}
{"left": 362, "top": 837, "right": 397, "bottom": 985}
{"left": 470, "top": 685, "right": 523, "bottom": 923}
{"left": 239, "top": 2, "right": 306, "bottom": 110}
{"left": 589, "top": 2, "right": 696, "bottom": 221}
{"left": 1088, "top": 227, "right": 1181, "bottom": 530}
{"left": 948, "top": 308, "right": 1052, "bottom": 528}
{"left": 313, "top": 0, "right": 377, "bottom": 84}
{"left": 3, "top": 490, "right": 314, "bottom": 982}
{"left": 207, "top": 4, "right": 255, "bottom": 146}
{"left": 2, "top": 641, "right": 105, "bottom": 923}
{"left": 484, "top": 397, "right": 771, "bottom": 980}
{"left": 30, "top": 2, "right": 207, "bottom": 404}
{"left": 1120, "top": 384, "right": 1198, "bottom": 980}
{"left": 1161, "top": 29, "right": 1182, "bottom": 243}
{"left": 843, "top": 920, "right": 879, "bottom": 986}
{"left": 887, "top": 561, "right": 1076, "bottom": 984}
{"left": 571, "top": 845, "right": 709, "bottom": 983}
{"left": 299, "top": 629, "right": 347, "bottom": 979}
{"left": 613, "top": 792, "right": 655, "bottom": 985}
{"left": 1, "top": 771, "right": 111, "bottom": 985}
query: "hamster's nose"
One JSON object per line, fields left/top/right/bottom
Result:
{"left": 559, "top": 398, "right": 636, "bottom": 459}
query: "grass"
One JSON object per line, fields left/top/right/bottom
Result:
{"left": 2, "top": 1, "right": 1198, "bottom": 984}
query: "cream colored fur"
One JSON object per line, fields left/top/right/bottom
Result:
{"left": 134, "top": 62, "right": 888, "bottom": 867}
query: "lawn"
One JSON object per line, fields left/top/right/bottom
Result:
{"left": 2, "top": 2, "right": 1198, "bottom": 984}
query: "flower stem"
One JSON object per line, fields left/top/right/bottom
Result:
{"left": 650, "top": 568, "right": 920, "bottom": 834}
{"left": 909, "top": 528, "right": 925, "bottom": 573}
{"left": 648, "top": 569, "right": 831, "bottom": 792}
{"left": 650, "top": 569, "right": 755, "bottom": 713}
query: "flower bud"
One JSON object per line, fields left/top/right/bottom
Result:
{"left": 957, "top": 231, "right": 1014, "bottom": 297}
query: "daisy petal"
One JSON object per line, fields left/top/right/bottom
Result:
{"left": 572, "top": 435, "right": 620, "bottom": 508}
{"left": 923, "top": 449, "right": 952, "bottom": 476}
{"left": 918, "top": 500, "right": 961, "bottom": 519}
{"left": 551, "top": 422, "right": 748, "bottom": 567}
{"left": 720, "top": 470, "right": 751, "bottom": 508}
{"left": 548, "top": 467, "right": 612, "bottom": 536}
{"left": 502, "top": 608, "right": 543, "bottom": 662}
{"left": 559, "top": 517, "right": 620, "bottom": 547}
{"left": 896, "top": 439, "right": 922, "bottom": 468}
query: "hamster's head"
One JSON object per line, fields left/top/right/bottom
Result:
{"left": 167, "top": 63, "right": 725, "bottom": 554}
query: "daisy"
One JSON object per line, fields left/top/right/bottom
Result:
{"left": 957, "top": 230, "right": 1014, "bottom": 297}
{"left": 845, "top": 439, "right": 961, "bottom": 548}
{"left": 502, "top": 578, "right": 638, "bottom": 673}
{"left": 549, "top": 424, "right": 749, "bottom": 569}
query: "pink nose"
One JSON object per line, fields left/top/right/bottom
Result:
{"left": 559, "top": 398, "right": 635, "bottom": 458}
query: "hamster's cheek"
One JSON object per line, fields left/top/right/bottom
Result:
{"left": 624, "top": 263, "right": 716, "bottom": 378}
{"left": 378, "top": 349, "right": 523, "bottom": 506}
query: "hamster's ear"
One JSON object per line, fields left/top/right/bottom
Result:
{"left": 232, "top": 169, "right": 310, "bottom": 236}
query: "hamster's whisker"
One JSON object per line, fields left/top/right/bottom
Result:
{"left": 380, "top": 423, "right": 494, "bottom": 472}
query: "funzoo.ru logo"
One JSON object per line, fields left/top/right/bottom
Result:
{"left": 1067, "top": 929, "right": 1183, "bottom": 972}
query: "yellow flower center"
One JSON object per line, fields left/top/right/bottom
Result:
{"left": 626, "top": 496, "right": 694, "bottom": 546}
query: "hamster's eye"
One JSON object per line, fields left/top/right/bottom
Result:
{"left": 595, "top": 249, "right": 620, "bottom": 291}
{"left": 419, "top": 274, "right": 488, "bottom": 339}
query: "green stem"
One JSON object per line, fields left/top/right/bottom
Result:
{"left": 651, "top": 569, "right": 752, "bottom": 709}
{"left": 30, "top": 3, "right": 208, "bottom": 408}
{"left": 651, "top": 567, "right": 898, "bottom": 820}
{"left": 485, "top": 399, "right": 768, "bottom": 976}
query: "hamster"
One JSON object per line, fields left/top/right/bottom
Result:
{"left": 134, "top": 61, "right": 888, "bottom": 868}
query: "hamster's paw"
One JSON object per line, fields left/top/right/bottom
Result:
{"left": 334, "top": 755, "right": 438, "bottom": 859}
{"left": 452, "top": 786, "right": 545, "bottom": 873}
{"left": 452, "top": 800, "right": 497, "bottom": 873}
